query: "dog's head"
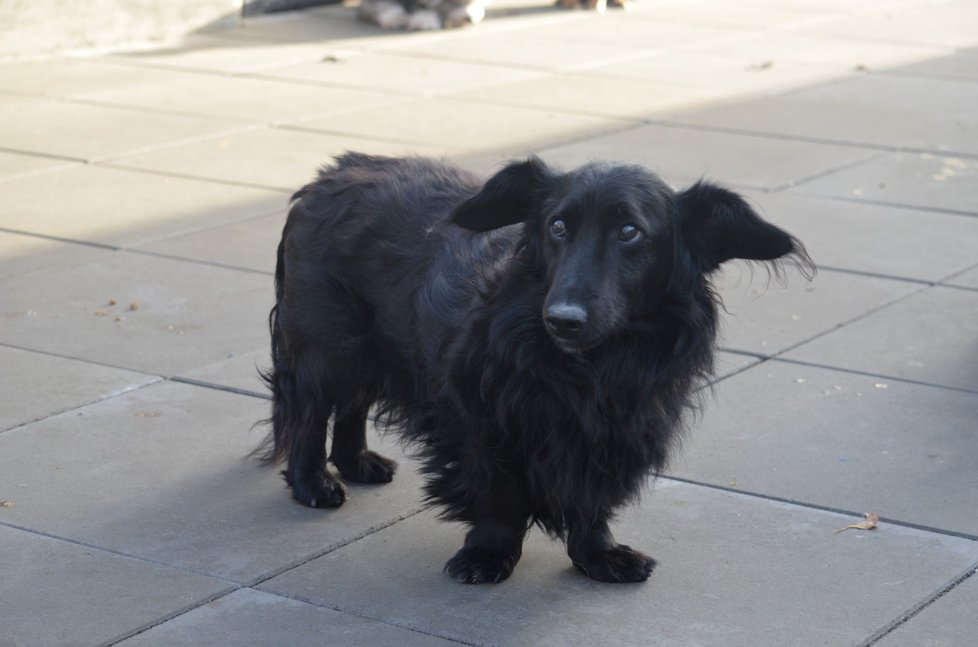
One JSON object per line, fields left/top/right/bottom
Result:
{"left": 452, "top": 158, "right": 812, "bottom": 353}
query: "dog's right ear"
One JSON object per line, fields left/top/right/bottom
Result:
{"left": 451, "top": 157, "right": 553, "bottom": 232}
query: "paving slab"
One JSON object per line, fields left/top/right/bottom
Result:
{"left": 784, "top": 285, "right": 978, "bottom": 392}
{"left": 134, "top": 212, "right": 282, "bottom": 275}
{"left": 875, "top": 573, "right": 978, "bottom": 647}
{"left": 257, "top": 50, "right": 545, "bottom": 98}
{"left": 888, "top": 45, "right": 978, "bottom": 82}
{"left": 454, "top": 73, "right": 724, "bottom": 121}
{"left": 80, "top": 74, "right": 405, "bottom": 124}
{"left": 176, "top": 347, "right": 271, "bottom": 397}
{"left": 740, "top": 191, "right": 978, "bottom": 283}
{"left": 0, "top": 164, "right": 284, "bottom": 247}
{"left": 110, "top": 126, "right": 441, "bottom": 192}
{"left": 789, "top": 152, "right": 978, "bottom": 216}
{"left": 104, "top": 36, "right": 355, "bottom": 74}
{"left": 624, "top": 1, "right": 843, "bottom": 30}
{"left": 0, "top": 525, "right": 230, "bottom": 647}
{"left": 670, "top": 73, "right": 978, "bottom": 155}
{"left": 294, "top": 96, "right": 628, "bottom": 159}
{"left": 539, "top": 123, "right": 878, "bottom": 191}
{"left": 797, "top": 0, "right": 978, "bottom": 50}
{"left": 714, "top": 267, "right": 919, "bottom": 356}
{"left": 789, "top": 73, "right": 978, "bottom": 142}
{"left": 0, "top": 251, "right": 270, "bottom": 376}
{"left": 0, "top": 346, "right": 158, "bottom": 432}
{"left": 0, "top": 230, "right": 109, "bottom": 279}
{"left": 500, "top": 13, "right": 731, "bottom": 50}
{"left": 0, "top": 58, "right": 189, "bottom": 98}
{"left": 0, "top": 150, "right": 77, "bottom": 181}
{"left": 0, "top": 381, "right": 424, "bottom": 582}
{"left": 945, "top": 266, "right": 978, "bottom": 291}
{"left": 743, "top": 0, "right": 931, "bottom": 10}
{"left": 684, "top": 31, "right": 950, "bottom": 72}
{"left": 119, "top": 588, "right": 457, "bottom": 646}
{"left": 713, "top": 351, "right": 760, "bottom": 381}
{"left": 0, "top": 95, "right": 252, "bottom": 162}
{"left": 577, "top": 51, "right": 847, "bottom": 96}
{"left": 260, "top": 481, "right": 978, "bottom": 647}
{"left": 390, "top": 31, "right": 649, "bottom": 72}
{"left": 670, "top": 359, "right": 978, "bottom": 537}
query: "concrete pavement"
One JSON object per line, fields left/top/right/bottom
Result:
{"left": 1, "top": 0, "right": 977, "bottom": 645}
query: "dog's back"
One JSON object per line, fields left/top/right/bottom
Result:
{"left": 275, "top": 154, "right": 494, "bottom": 371}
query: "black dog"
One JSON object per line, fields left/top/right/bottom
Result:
{"left": 261, "top": 152, "right": 812, "bottom": 584}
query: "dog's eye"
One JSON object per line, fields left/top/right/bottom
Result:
{"left": 618, "top": 223, "right": 642, "bottom": 243}
{"left": 550, "top": 219, "right": 567, "bottom": 239}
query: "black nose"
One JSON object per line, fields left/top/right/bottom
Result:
{"left": 545, "top": 303, "right": 588, "bottom": 338}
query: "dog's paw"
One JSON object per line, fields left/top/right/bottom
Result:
{"left": 359, "top": 1, "right": 410, "bottom": 29}
{"left": 406, "top": 9, "right": 442, "bottom": 30}
{"left": 573, "top": 544, "right": 656, "bottom": 583}
{"left": 290, "top": 471, "right": 347, "bottom": 508}
{"left": 445, "top": 546, "right": 519, "bottom": 584}
{"left": 332, "top": 450, "right": 397, "bottom": 484}
{"left": 555, "top": 0, "right": 598, "bottom": 9}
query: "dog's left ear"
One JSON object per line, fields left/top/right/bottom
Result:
{"left": 677, "top": 181, "right": 810, "bottom": 273}
{"left": 452, "top": 157, "right": 553, "bottom": 232}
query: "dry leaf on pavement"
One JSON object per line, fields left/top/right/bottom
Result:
{"left": 834, "top": 512, "right": 879, "bottom": 534}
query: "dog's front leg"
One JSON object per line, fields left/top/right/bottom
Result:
{"left": 442, "top": 475, "right": 531, "bottom": 584}
{"left": 445, "top": 518, "right": 529, "bottom": 584}
{"left": 567, "top": 518, "right": 656, "bottom": 583}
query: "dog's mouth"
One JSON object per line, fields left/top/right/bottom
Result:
{"left": 548, "top": 332, "right": 605, "bottom": 355}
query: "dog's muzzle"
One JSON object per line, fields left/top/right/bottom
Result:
{"left": 545, "top": 303, "right": 588, "bottom": 340}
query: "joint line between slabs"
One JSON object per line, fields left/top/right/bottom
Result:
{"left": 244, "top": 506, "right": 427, "bottom": 590}
{"left": 940, "top": 259, "right": 978, "bottom": 285}
{"left": 97, "top": 159, "right": 293, "bottom": 193}
{"left": 659, "top": 476, "right": 978, "bottom": 541}
{"left": 858, "top": 561, "right": 978, "bottom": 647}
{"left": 0, "top": 520, "right": 241, "bottom": 585}
{"left": 650, "top": 118, "right": 900, "bottom": 154}
{"left": 0, "top": 145, "right": 86, "bottom": 163}
{"left": 102, "top": 507, "right": 427, "bottom": 645}
{"left": 769, "top": 150, "right": 888, "bottom": 193}
{"left": 652, "top": 118, "right": 978, "bottom": 162}
{"left": 729, "top": 281, "right": 932, "bottom": 362}
{"left": 241, "top": 587, "right": 485, "bottom": 647}
{"left": 789, "top": 193, "right": 978, "bottom": 219}
{"left": 100, "top": 586, "right": 242, "bottom": 647}
{"left": 812, "top": 264, "right": 934, "bottom": 286}
{"left": 767, "top": 356, "right": 978, "bottom": 396}
{"left": 719, "top": 347, "right": 978, "bottom": 397}
{"left": 0, "top": 226, "right": 121, "bottom": 251}
{"left": 123, "top": 247, "right": 277, "bottom": 278}
{"left": 169, "top": 376, "right": 271, "bottom": 400}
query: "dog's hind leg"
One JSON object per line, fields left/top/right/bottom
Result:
{"left": 271, "top": 356, "right": 348, "bottom": 508}
{"left": 285, "top": 408, "right": 348, "bottom": 509}
{"left": 329, "top": 401, "right": 397, "bottom": 484}
{"left": 284, "top": 402, "right": 348, "bottom": 509}
{"left": 567, "top": 518, "right": 656, "bottom": 583}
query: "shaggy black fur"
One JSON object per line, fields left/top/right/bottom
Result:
{"left": 260, "top": 152, "right": 812, "bottom": 584}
